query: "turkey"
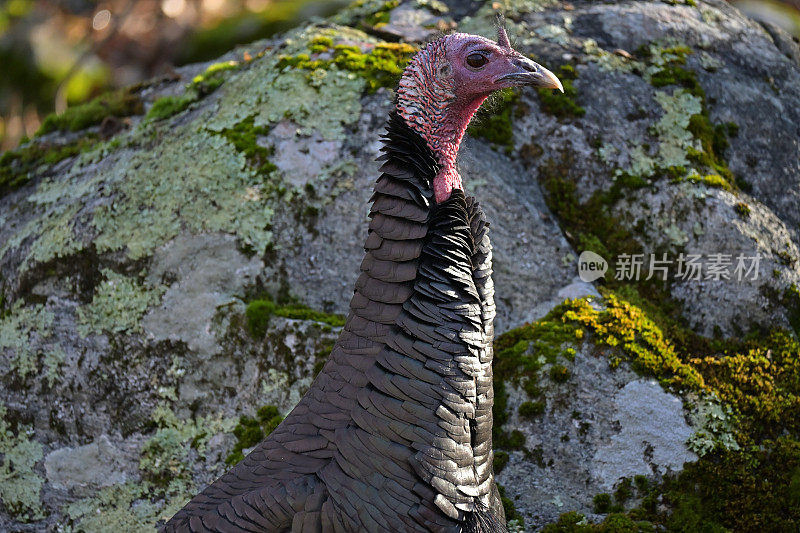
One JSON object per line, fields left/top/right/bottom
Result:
{"left": 164, "top": 25, "right": 562, "bottom": 533}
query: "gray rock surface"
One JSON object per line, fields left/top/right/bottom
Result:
{"left": 143, "top": 233, "right": 264, "bottom": 361}
{"left": 44, "top": 435, "right": 134, "bottom": 495}
{"left": 496, "top": 346, "right": 699, "bottom": 529}
{"left": 592, "top": 380, "right": 696, "bottom": 486}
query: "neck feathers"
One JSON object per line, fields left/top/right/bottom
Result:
{"left": 396, "top": 39, "right": 455, "bottom": 150}
{"left": 395, "top": 37, "right": 486, "bottom": 203}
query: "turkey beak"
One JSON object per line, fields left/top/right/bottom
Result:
{"left": 499, "top": 57, "right": 563, "bottom": 92}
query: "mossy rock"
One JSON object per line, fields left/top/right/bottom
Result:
{"left": 37, "top": 88, "right": 143, "bottom": 136}
{"left": 226, "top": 405, "right": 284, "bottom": 465}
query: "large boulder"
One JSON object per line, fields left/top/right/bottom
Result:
{"left": 457, "top": 0, "right": 800, "bottom": 335}
{"left": 0, "top": 0, "right": 798, "bottom": 530}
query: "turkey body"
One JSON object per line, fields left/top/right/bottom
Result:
{"left": 163, "top": 112, "right": 504, "bottom": 532}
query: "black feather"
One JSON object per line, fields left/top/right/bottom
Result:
{"left": 463, "top": 506, "right": 509, "bottom": 533}
{"left": 162, "top": 109, "right": 504, "bottom": 533}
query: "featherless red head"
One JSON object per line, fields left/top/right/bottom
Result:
{"left": 395, "top": 30, "right": 562, "bottom": 203}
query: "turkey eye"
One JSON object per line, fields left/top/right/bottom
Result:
{"left": 466, "top": 53, "right": 488, "bottom": 68}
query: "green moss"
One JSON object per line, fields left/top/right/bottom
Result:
{"left": 145, "top": 95, "right": 195, "bottom": 123}
{"left": 36, "top": 88, "right": 143, "bottom": 136}
{"left": 684, "top": 114, "right": 735, "bottom": 184}
{"left": 637, "top": 45, "right": 737, "bottom": 189}
{"left": 538, "top": 150, "right": 644, "bottom": 278}
{"left": 650, "top": 65, "right": 702, "bottom": 96}
{"left": 272, "top": 303, "right": 348, "bottom": 328}
{"left": 364, "top": 0, "right": 400, "bottom": 27}
{"left": 0, "top": 136, "right": 99, "bottom": 199}
{"left": 690, "top": 329, "right": 800, "bottom": 440}
{"left": 313, "top": 358, "right": 327, "bottom": 377}
{"left": 0, "top": 402, "right": 44, "bottom": 522}
{"left": 628, "top": 437, "right": 800, "bottom": 531}
{"left": 523, "top": 378, "right": 542, "bottom": 397}
{"left": 777, "top": 250, "right": 796, "bottom": 267}
{"left": 518, "top": 400, "right": 546, "bottom": 419}
{"left": 520, "top": 293, "right": 800, "bottom": 530}
{"left": 681, "top": 171, "right": 732, "bottom": 191}
{"left": 688, "top": 115, "right": 729, "bottom": 156}
{"left": 549, "top": 364, "right": 571, "bottom": 383}
{"left": 314, "top": 337, "right": 335, "bottom": 375}
{"left": 614, "top": 478, "right": 633, "bottom": 503}
{"left": 783, "top": 284, "right": 800, "bottom": 336}
{"left": 537, "top": 65, "right": 586, "bottom": 119}
{"left": 593, "top": 493, "right": 613, "bottom": 513}
{"left": 496, "top": 483, "right": 525, "bottom": 528}
{"left": 554, "top": 295, "right": 705, "bottom": 388}
{"left": 276, "top": 40, "right": 416, "bottom": 93}
{"left": 542, "top": 511, "right": 587, "bottom": 532}
{"left": 217, "top": 116, "right": 277, "bottom": 176}
{"left": 225, "top": 404, "right": 284, "bottom": 465}
{"left": 467, "top": 88, "right": 518, "bottom": 152}
{"left": 502, "top": 292, "right": 800, "bottom": 442}
{"left": 146, "top": 61, "right": 242, "bottom": 123}
{"left": 492, "top": 300, "right": 584, "bottom": 449}
{"left": 559, "top": 64, "right": 578, "bottom": 79}
{"left": 192, "top": 60, "right": 242, "bottom": 86}
{"left": 309, "top": 35, "right": 334, "bottom": 53}
{"left": 76, "top": 269, "right": 164, "bottom": 337}
{"left": 542, "top": 511, "right": 654, "bottom": 532}
{"left": 245, "top": 299, "right": 277, "bottom": 338}
{"left": 245, "top": 295, "right": 346, "bottom": 339}
{"left": 493, "top": 380, "right": 512, "bottom": 447}
{"left": 647, "top": 46, "right": 695, "bottom": 84}
{"left": 492, "top": 393, "right": 527, "bottom": 451}
{"left": 493, "top": 450, "right": 509, "bottom": 473}
{"left": 493, "top": 308, "right": 582, "bottom": 384}
{"left": 733, "top": 202, "right": 751, "bottom": 218}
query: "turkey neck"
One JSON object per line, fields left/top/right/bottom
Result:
{"left": 397, "top": 95, "right": 488, "bottom": 204}
{"left": 394, "top": 39, "right": 488, "bottom": 204}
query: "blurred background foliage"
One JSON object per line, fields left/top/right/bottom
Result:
{"left": 0, "top": 0, "right": 349, "bottom": 150}
{"left": 0, "top": 0, "right": 798, "bottom": 151}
